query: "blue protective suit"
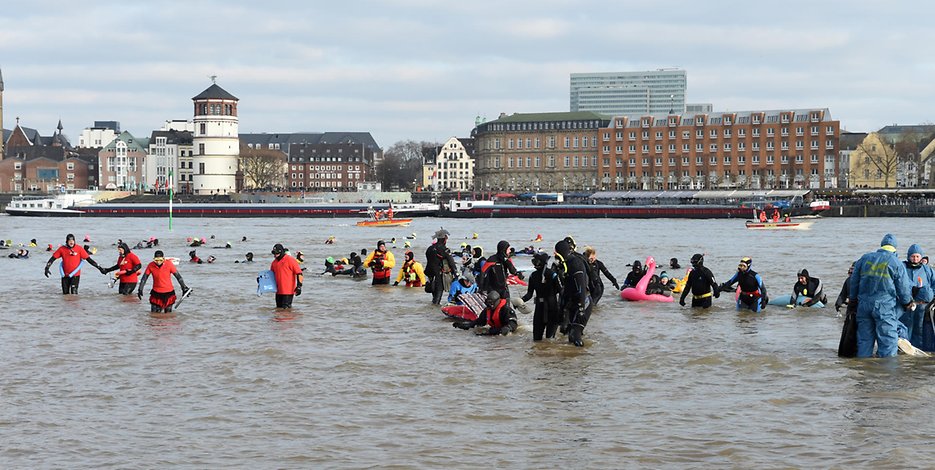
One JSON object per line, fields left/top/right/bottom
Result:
{"left": 901, "top": 244, "right": 935, "bottom": 347}
{"left": 448, "top": 279, "right": 478, "bottom": 305}
{"left": 849, "top": 234, "right": 913, "bottom": 358}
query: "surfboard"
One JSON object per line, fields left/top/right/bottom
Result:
{"left": 173, "top": 288, "right": 193, "bottom": 309}
{"left": 257, "top": 270, "right": 277, "bottom": 295}
{"left": 767, "top": 294, "right": 824, "bottom": 308}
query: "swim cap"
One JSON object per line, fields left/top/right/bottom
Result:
{"left": 154, "top": 250, "right": 165, "bottom": 258}
{"left": 326, "top": 256, "right": 335, "bottom": 264}
{"left": 66, "top": 233, "right": 76, "bottom": 243}
{"left": 739, "top": 257, "right": 752, "bottom": 268}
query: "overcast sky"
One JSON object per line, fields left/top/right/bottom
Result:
{"left": 2, "top": 0, "right": 933, "bottom": 148}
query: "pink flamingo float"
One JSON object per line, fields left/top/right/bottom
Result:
{"left": 620, "top": 256, "right": 675, "bottom": 302}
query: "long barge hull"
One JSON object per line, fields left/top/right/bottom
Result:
{"left": 444, "top": 204, "right": 774, "bottom": 219}
{"left": 79, "top": 203, "right": 373, "bottom": 217}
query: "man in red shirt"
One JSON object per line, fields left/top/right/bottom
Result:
{"left": 101, "top": 242, "right": 143, "bottom": 295}
{"left": 270, "top": 243, "right": 303, "bottom": 308}
{"left": 44, "top": 233, "right": 103, "bottom": 294}
{"left": 137, "top": 250, "right": 190, "bottom": 313}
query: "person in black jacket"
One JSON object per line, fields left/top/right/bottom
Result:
{"left": 481, "top": 240, "right": 521, "bottom": 300}
{"left": 792, "top": 268, "right": 827, "bottom": 307}
{"left": 424, "top": 228, "right": 458, "bottom": 305}
{"left": 522, "top": 252, "right": 563, "bottom": 340}
{"left": 555, "top": 239, "right": 591, "bottom": 347}
{"left": 834, "top": 262, "right": 856, "bottom": 313}
{"left": 679, "top": 253, "right": 720, "bottom": 309}
{"left": 623, "top": 260, "right": 646, "bottom": 289}
{"left": 583, "top": 246, "right": 619, "bottom": 305}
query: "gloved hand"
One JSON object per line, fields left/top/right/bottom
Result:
{"left": 612, "top": 281, "right": 620, "bottom": 290}
{"left": 393, "top": 281, "right": 399, "bottom": 286}
{"left": 834, "top": 301, "right": 843, "bottom": 313}
{"left": 713, "top": 288, "right": 720, "bottom": 299}
{"left": 679, "top": 298, "right": 686, "bottom": 307}
{"left": 375, "top": 260, "right": 384, "bottom": 269}
{"left": 367, "top": 261, "right": 375, "bottom": 268}
{"left": 44, "top": 264, "right": 52, "bottom": 278}
{"left": 294, "top": 285, "right": 302, "bottom": 296}
{"left": 180, "top": 284, "right": 190, "bottom": 295}
{"left": 760, "top": 296, "right": 768, "bottom": 310}
{"left": 517, "top": 271, "right": 525, "bottom": 280}
{"left": 137, "top": 290, "right": 144, "bottom": 300}
{"left": 718, "top": 283, "right": 729, "bottom": 293}
{"left": 98, "top": 266, "right": 108, "bottom": 275}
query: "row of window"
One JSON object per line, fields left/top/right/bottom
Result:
{"left": 607, "top": 126, "right": 835, "bottom": 141}
{"left": 290, "top": 173, "right": 362, "bottom": 180}
{"left": 606, "top": 153, "right": 831, "bottom": 168}
{"left": 290, "top": 181, "right": 356, "bottom": 188}
{"left": 606, "top": 139, "right": 835, "bottom": 154}
{"left": 606, "top": 168, "right": 822, "bottom": 178}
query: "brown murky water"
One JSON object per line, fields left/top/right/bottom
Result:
{"left": 2, "top": 215, "right": 934, "bottom": 468}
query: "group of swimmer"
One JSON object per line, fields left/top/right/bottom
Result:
{"left": 34, "top": 225, "right": 935, "bottom": 357}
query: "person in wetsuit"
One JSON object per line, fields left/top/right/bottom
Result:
{"left": 44, "top": 233, "right": 103, "bottom": 295}
{"left": 583, "top": 246, "right": 619, "bottom": 305}
{"left": 792, "top": 268, "right": 827, "bottom": 307}
{"left": 481, "top": 240, "right": 521, "bottom": 300}
{"left": 424, "top": 229, "right": 458, "bottom": 304}
{"left": 720, "top": 257, "right": 768, "bottom": 312}
{"left": 522, "top": 251, "right": 563, "bottom": 341}
{"left": 622, "top": 260, "right": 645, "bottom": 289}
{"left": 101, "top": 242, "right": 143, "bottom": 295}
{"left": 834, "top": 262, "right": 856, "bottom": 313}
{"left": 364, "top": 240, "right": 395, "bottom": 285}
{"left": 452, "top": 290, "right": 517, "bottom": 335}
{"left": 554, "top": 239, "right": 592, "bottom": 347}
{"left": 679, "top": 253, "right": 720, "bottom": 308}
{"left": 137, "top": 250, "right": 190, "bottom": 313}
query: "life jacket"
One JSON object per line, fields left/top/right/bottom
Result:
{"left": 738, "top": 271, "right": 761, "bottom": 297}
{"left": 372, "top": 251, "right": 391, "bottom": 280}
{"left": 485, "top": 299, "right": 508, "bottom": 329}
{"left": 402, "top": 261, "right": 422, "bottom": 286}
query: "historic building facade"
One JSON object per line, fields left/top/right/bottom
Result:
{"left": 423, "top": 137, "right": 475, "bottom": 191}
{"left": 192, "top": 83, "right": 239, "bottom": 194}
{"left": 472, "top": 112, "right": 610, "bottom": 193}
{"left": 596, "top": 109, "right": 840, "bottom": 190}
{"left": 285, "top": 142, "right": 374, "bottom": 191}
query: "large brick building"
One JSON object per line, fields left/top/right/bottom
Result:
{"left": 286, "top": 142, "right": 374, "bottom": 191}
{"left": 597, "top": 109, "right": 840, "bottom": 190}
{"left": 472, "top": 111, "right": 610, "bottom": 193}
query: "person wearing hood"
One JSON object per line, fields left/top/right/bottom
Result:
{"left": 554, "top": 239, "right": 592, "bottom": 347}
{"left": 679, "top": 254, "right": 720, "bottom": 308}
{"left": 364, "top": 240, "right": 395, "bottom": 285}
{"left": 792, "top": 269, "right": 827, "bottom": 307}
{"left": 719, "top": 257, "right": 768, "bottom": 312}
{"left": 521, "top": 252, "right": 563, "bottom": 341}
{"left": 101, "top": 242, "right": 143, "bottom": 295}
{"left": 395, "top": 250, "right": 427, "bottom": 287}
{"left": 424, "top": 228, "right": 458, "bottom": 304}
{"left": 44, "top": 233, "right": 103, "bottom": 295}
{"left": 834, "top": 262, "right": 856, "bottom": 313}
{"left": 235, "top": 252, "right": 254, "bottom": 264}
{"left": 583, "top": 246, "right": 619, "bottom": 306}
{"left": 901, "top": 243, "right": 935, "bottom": 348}
{"left": 849, "top": 233, "right": 914, "bottom": 357}
{"left": 189, "top": 250, "right": 203, "bottom": 264}
{"left": 448, "top": 272, "right": 478, "bottom": 304}
{"left": 268, "top": 243, "right": 304, "bottom": 309}
{"left": 480, "top": 240, "right": 521, "bottom": 300}
{"left": 452, "top": 290, "right": 517, "bottom": 335}
{"left": 138, "top": 250, "right": 190, "bottom": 313}
{"left": 669, "top": 258, "right": 681, "bottom": 269}
{"left": 469, "top": 246, "right": 486, "bottom": 282}
{"left": 322, "top": 257, "right": 339, "bottom": 276}
{"left": 622, "top": 260, "right": 645, "bottom": 289}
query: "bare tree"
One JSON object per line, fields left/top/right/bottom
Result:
{"left": 857, "top": 136, "right": 900, "bottom": 188}
{"left": 240, "top": 145, "right": 286, "bottom": 190}
{"left": 377, "top": 140, "right": 437, "bottom": 191}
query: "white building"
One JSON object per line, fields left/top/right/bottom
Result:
{"left": 191, "top": 83, "right": 239, "bottom": 194}
{"left": 77, "top": 121, "right": 120, "bottom": 149}
{"left": 145, "top": 120, "right": 194, "bottom": 193}
{"left": 570, "top": 69, "right": 687, "bottom": 117}
{"left": 428, "top": 137, "right": 475, "bottom": 191}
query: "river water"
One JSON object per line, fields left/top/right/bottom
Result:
{"left": 1, "top": 215, "right": 934, "bottom": 468}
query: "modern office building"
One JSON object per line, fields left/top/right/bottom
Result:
{"left": 471, "top": 111, "right": 610, "bottom": 192}
{"left": 570, "top": 69, "right": 686, "bottom": 117}
{"left": 596, "top": 109, "right": 840, "bottom": 190}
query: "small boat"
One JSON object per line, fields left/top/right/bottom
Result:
{"left": 744, "top": 220, "right": 814, "bottom": 230}
{"left": 355, "top": 218, "right": 413, "bottom": 227}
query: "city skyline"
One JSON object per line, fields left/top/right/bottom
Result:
{"left": 1, "top": 0, "right": 933, "bottom": 148}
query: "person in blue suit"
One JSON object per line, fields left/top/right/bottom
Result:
{"left": 901, "top": 244, "right": 935, "bottom": 348}
{"left": 849, "top": 233, "right": 914, "bottom": 358}
{"left": 719, "top": 257, "right": 768, "bottom": 312}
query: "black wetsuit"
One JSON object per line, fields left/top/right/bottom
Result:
{"left": 481, "top": 242, "right": 519, "bottom": 300}
{"left": 835, "top": 277, "right": 851, "bottom": 312}
{"left": 793, "top": 276, "right": 825, "bottom": 306}
{"left": 425, "top": 240, "right": 457, "bottom": 305}
{"left": 522, "top": 265, "right": 563, "bottom": 340}
{"left": 623, "top": 268, "right": 645, "bottom": 289}
{"left": 555, "top": 242, "right": 592, "bottom": 346}
{"left": 587, "top": 258, "right": 617, "bottom": 306}
{"left": 679, "top": 266, "right": 719, "bottom": 308}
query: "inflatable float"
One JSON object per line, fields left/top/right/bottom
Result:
{"left": 767, "top": 294, "right": 824, "bottom": 308}
{"left": 620, "top": 256, "right": 674, "bottom": 302}
{"left": 257, "top": 270, "right": 277, "bottom": 296}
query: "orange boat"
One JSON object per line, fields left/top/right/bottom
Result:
{"left": 356, "top": 218, "right": 413, "bottom": 227}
